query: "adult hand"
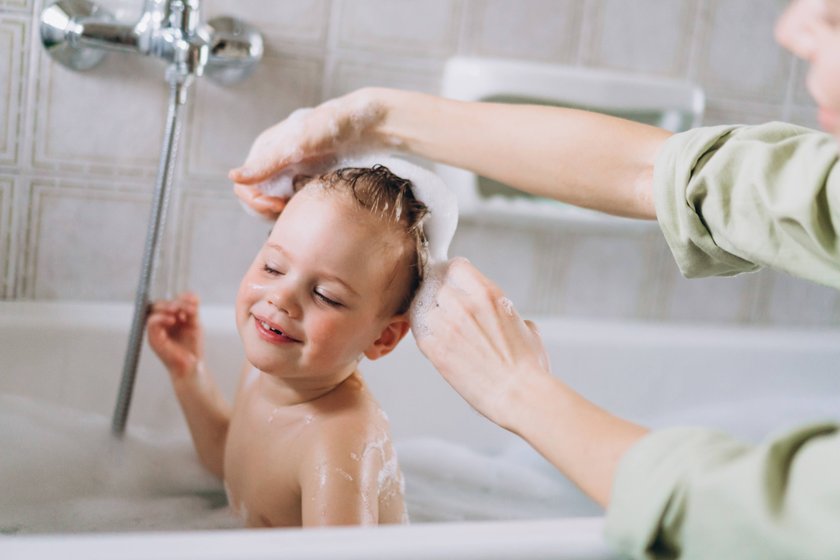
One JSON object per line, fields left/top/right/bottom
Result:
{"left": 229, "top": 90, "right": 390, "bottom": 219}
{"left": 413, "top": 258, "right": 551, "bottom": 432}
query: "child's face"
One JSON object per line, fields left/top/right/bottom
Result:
{"left": 777, "top": 0, "right": 840, "bottom": 137}
{"left": 236, "top": 185, "right": 410, "bottom": 381}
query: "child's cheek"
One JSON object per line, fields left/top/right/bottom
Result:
{"left": 305, "top": 313, "right": 359, "bottom": 361}
{"left": 306, "top": 313, "right": 343, "bottom": 344}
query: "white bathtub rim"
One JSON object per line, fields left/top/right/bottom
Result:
{"left": 0, "top": 517, "right": 616, "bottom": 560}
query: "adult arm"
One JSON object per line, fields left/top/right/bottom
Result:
{"left": 417, "top": 258, "right": 648, "bottom": 507}
{"left": 653, "top": 122, "right": 840, "bottom": 288}
{"left": 606, "top": 423, "right": 840, "bottom": 559}
{"left": 230, "top": 87, "right": 672, "bottom": 220}
{"left": 417, "top": 258, "right": 840, "bottom": 559}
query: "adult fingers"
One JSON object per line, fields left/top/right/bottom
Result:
{"left": 524, "top": 319, "right": 551, "bottom": 372}
{"left": 233, "top": 183, "right": 287, "bottom": 220}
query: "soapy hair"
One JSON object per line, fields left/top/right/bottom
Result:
{"left": 294, "top": 165, "right": 429, "bottom": 314}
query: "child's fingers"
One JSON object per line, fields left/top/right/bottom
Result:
{"left": 148, "top": 306, "right": 178, "bottom": 324}
{"left": 179, "top": 292, "right": 200, "bottom": 306}
{"left": 150, "top": 300, "right": 175, "bottom": 313}
{"left": 174, "top": 293, "right": 200, "bottom": 324}
{"left": 147, "top": 313, "right": 176, "bottom": 334}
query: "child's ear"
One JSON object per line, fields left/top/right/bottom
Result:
{"left": 363, "top": 316, "right": 410, "bottom": 360}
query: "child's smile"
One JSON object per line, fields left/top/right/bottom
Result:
{"left": 252, "top": 314, "right": 302, "bottom": 344}
{"left": 235, "top": 183, "right": 411, "bottom": 388}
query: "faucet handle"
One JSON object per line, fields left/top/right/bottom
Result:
{"left": 202, "top": 16, "right": 263, "bottom": 85}
{"left": 40, "top": 0, "right": 115, "bottom": 70}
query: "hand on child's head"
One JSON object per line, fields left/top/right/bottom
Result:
{"left": 233, "top": 183, "right": 288, "bottom": 221}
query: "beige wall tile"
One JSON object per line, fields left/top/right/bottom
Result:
{"left": 701, "top": 99, "right": 783, "bottom": 126}
{"left": 0, "top": 175, "right": 12, "bottom": 298}
{"left": 461, "top": 0, "right": 583, "bottom": 63}
{"left": 584, "top": 0, "right": 696, "bottom": 77}
{"left": 174, "top": 188, "right": 270, "bottom": 304}
{"left": 787, "top": 105, "right": 820, "bottom": 130}
{"left": 32, "top": 51, "right": 166, "bottom": 176}
{"left": 758, "top": 271, "right": 840, "bottom": 327}
{"left": 660, "top": 267, "right": 760, "bottom": 324}
{"left": 327, "top": 54, "right": 442, "bottom": 98}
{"left": 696, "top": 0, "right": 791, "bottom": 104}
{"left": 22, "top": 178, "right": 152, "bottom": 300}
{"left": 558, "top": 233, "right": 657, "bottom": 319}
{"left": 204, "top": 0, "right": 330, "bottom": 48}
{"left": 0, "top": 0, "right": 30, "bottom": 10}
{"left": 0, "top": 17, "right": 26, "bottom": 166}
{"left": 335, "top": 0, "right": 461, "bottom": 57}
{"left": 1, "top": 1, "right": 833, "bottom": 327}
{"left": 449, "top": 220, "right": 537, "bottom": 312}
{"left": 184, "top": 55, "right": 323, "bottom": 181}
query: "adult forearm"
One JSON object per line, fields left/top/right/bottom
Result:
{"left": 507, "top": 371, "right": 648, "bottom": 507}
{"left": 370, "top": 87, "right": 671, "bottom": 219}
{"left": 171, "top": 363, "right": 231, "bottom": 479}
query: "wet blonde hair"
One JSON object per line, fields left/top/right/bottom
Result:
{"left": 294, "top": 165, "right": 429, "bottom": 314}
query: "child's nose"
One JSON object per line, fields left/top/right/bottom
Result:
{"left": 266, "top": 285, "right": 302, "bottom": 319}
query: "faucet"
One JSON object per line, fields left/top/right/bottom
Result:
{"left": 40, "top": 0, "right": 262, "bottom": 88}
{"left": 39, "top": 0, "right": 264, "bottom": 436}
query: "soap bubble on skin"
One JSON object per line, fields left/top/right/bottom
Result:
{"left": 498, "top": 296, "right": 515, "bottom": 317}
{"left": 408, "top": 261, "right": 447, "bottom": 339}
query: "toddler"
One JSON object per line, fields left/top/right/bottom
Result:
{"left": 148, "top": 164, "right": 429, "bottom": 527}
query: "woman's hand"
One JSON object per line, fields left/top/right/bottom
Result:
{"left": 228, "top": 89, "right": 390, "bottom": 220}
{"left": 413, "top": 258, "right": 551, "bottom": 432}
{"left": 147, "top": 292, "right": 204, "bottom": 380}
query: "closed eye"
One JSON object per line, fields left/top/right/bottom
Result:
{"left": 315, "top": 290, "right": 342, "bottom": 308}
{"left": 263, "top": 264, "right": 282, "bottom": 276}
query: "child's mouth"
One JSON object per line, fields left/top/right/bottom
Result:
{"left": 254, "top": 317, "right": 301, "bottom": 344}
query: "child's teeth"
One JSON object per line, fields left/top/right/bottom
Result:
{"left": 261, "top": 321, "right": 283, "bottom": 335}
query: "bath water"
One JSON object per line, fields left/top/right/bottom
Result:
{"left": 0, "top": 394, "right": 596, "bottom": 535}
{"left": 2, "top": 393, "right": 838, "bottom": 534}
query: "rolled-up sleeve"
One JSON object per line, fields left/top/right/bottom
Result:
{"left": 605, "top": 424, "right": 840, "bottom": 559}
{"left": 653, "top": 122, "right": 840, "bottom": 288}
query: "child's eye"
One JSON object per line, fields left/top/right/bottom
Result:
{"left": 263, "top": 264, "right": 283, "bottom": 276}
{"left": 314, "top": 290, "right": 342, "bottom": 308}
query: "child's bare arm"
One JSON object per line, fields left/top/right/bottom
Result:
{"left": 147, "top": 293, "right": 234, "bottom": 479}
{"left": 298, "top": 423, "right": 382, "bottom": 527}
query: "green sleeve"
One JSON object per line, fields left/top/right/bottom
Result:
{"left": 653, "top": 122, "right": 840, "bottom": 289}
{"left": 605, "top": 424, "right": 840, "bottom": 559}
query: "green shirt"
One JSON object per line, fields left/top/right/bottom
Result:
{"left": 604, "top": 123, "right": 840, "bottom": 559}
{"left": 653, "top": 122, "right": 840, "bottom": 288}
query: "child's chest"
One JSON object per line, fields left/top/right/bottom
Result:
{"left": 223, "top": 388, "right": 315, "bottom": 527}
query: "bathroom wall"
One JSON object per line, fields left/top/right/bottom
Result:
{"left": 0, "top": 0, "right": 837, "bottom": 326}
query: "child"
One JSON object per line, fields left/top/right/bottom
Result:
{"left": 147, "top": 164, "right": 429, "bottom": 527}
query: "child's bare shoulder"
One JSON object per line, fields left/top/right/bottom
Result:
{"left": 300, "top": 375, "right": 393, "bottom": 468}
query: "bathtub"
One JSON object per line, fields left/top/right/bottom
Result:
{"left": 1, "top": 301, "right": 838, "bottom": 559}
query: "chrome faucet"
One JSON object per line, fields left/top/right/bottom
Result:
{"left": 39, "top": 0, "right": 264, "bottom": 436}
{"left": 40, "top": 0, "right": 262, "bottom": 87}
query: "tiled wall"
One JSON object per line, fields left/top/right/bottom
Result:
{"left": 0, "top": 0, "right": 837, "bottom": 326}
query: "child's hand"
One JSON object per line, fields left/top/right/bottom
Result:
{"left": 147, "top": 292, "right": 204, "bottom": 380}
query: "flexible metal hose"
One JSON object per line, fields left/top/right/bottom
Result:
{"left": 112, "top": 79, "right": 185, "bottom": 436}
